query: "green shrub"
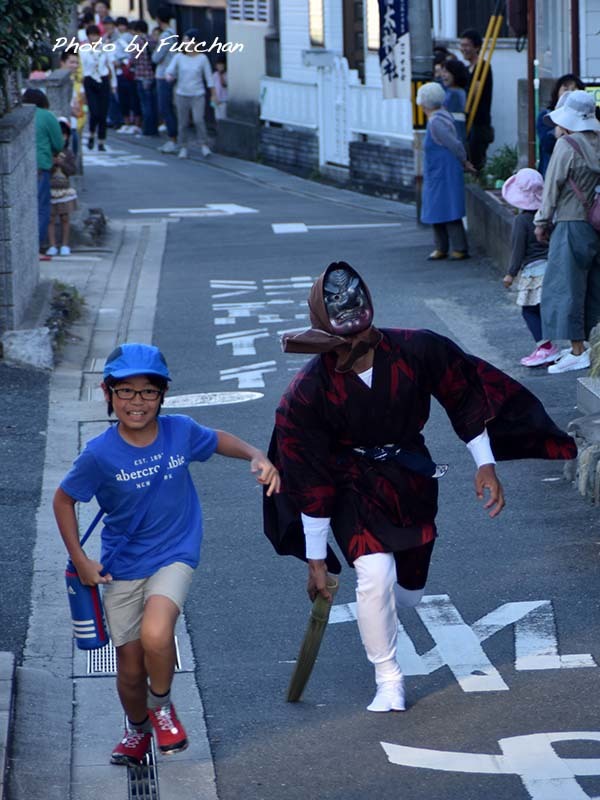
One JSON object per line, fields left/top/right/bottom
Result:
{"left": 481, "top": 144, "right": 519, "bottom": 188}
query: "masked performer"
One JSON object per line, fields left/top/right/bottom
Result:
{"left": 263, "top": 262, "right": 576, "bottom": 713}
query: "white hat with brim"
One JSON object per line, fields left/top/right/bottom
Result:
{"left": 548, "top": 90, "right": 600, "bottom": 132}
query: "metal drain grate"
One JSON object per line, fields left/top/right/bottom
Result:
{"left": 128, "top": 738, "right": 160, "bottom": 800}
{"left": 87, "top": 637, "right": 182, "bottom": 674}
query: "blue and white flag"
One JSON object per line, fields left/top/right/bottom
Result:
{"left": 378, "top": 0, "right": 411, "bottom": 99}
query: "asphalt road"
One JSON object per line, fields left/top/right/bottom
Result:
{"left": 16, "top": 134, "right": 600, "bottom": 800}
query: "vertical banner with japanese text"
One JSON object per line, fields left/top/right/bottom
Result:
{"left": 378, "top": 0, "right": 411, "bottom": 99}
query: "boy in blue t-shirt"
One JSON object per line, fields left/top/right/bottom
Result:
{"left": 54, "top": 343, "right": 280, "bottom": 766}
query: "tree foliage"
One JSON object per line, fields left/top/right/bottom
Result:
{"left": 0, "top": 0, "right": 77, "bottom": 114}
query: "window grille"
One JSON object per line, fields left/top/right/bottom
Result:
{"left": 229, "top": 0, "right": 269, "bottom": 23}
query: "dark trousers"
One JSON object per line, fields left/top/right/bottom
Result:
{"left": 156, "top": 79, "right": 177, "bottom": 138}
{"left": 433, "top": 220, "right": 468, "bottom": 254}
{"left": 136, "top": 79, "right": 159, "bottom": 136}
{"left": 468, "top": 124, "right": 494, "bottom": 172}
{"left": 117, "top": 75, "right": 140, "bottom": 118}
{"left": 84, "top": 75, "right": 111, "bottom": 140}
{"left": 522, "top": 305, "right": 543, "bottom": 343}
{"left": 37, "top": 169, "right": 51, "bottom": 248}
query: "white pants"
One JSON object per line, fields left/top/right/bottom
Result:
{"left": 354, "top": 552, "right": 424, "bottom": 684}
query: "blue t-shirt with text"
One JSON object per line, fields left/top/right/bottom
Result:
{"left": 60, "top": 414, "right": 218, "bottom": 580}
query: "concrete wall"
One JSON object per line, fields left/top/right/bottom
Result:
{"left": 465, "top": 183, "right": 514, "bottom": 272}
{"left": 259, "top": 126, "right": 318, "bottom": 173}
{"left": 349, "top": 141, "right": 415, "bottom": 199}
{"left": 0, "top": 106, "right": 39, "bottom": 334}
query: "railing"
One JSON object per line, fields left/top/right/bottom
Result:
{"left": 259, "top": 76, "right": 414, "bottom": 151}
{"left": 260, "top": 77, "right": 318, "bottom": 129}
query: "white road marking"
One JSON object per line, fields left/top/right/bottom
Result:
{"left": 129, "top": 204, "right": 258, "bottom": 216}
{"left": 382, "top": 732, "right": 600, "bottom": 800}
{"left": 215, "top": 328, "right": 270, "bottom": 356}
{"left": 84, "top": 153, "right": 166, "bottom": 168}
{"left": 163, "top": 392, "right": 263, "bottom": 408}
{"left": 219, "top": 361, "right": 278, "bottom": 389}
{"left": 329, "top": 594, "right": 596, "bottom": 690}
{"left": 272, "top": 222, "right": 404, "bottom": 234}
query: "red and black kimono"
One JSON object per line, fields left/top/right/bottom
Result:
{"left": 263, "top": 328, "right": 576, "bottom": 574}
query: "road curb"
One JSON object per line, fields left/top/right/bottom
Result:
{"left": 0, "top": 652, "right": 15, "bottom": 800}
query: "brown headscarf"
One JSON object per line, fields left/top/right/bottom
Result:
{"left": 281, "top": 262, "right": 382, "bottom": 372}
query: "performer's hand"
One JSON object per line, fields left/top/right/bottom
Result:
{"left": 307, "top": 559, "right": 332, "bottom": 602}
{"left": 475, "top": 464, "right": 505, "bottom": 517}
{"left": 250, "top": 454, "right": 281, "bottom": 496}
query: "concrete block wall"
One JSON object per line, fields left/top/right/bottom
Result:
{"left": 466, "top": 183, "right": 515, "bottom": 272}
{"left": 0, "top": 106, "right": 38, "bottom": 335}
{"left": 349, "top": 141, "right": 415, "bottom": 200}
{"left": 259, "top": 126, "right": 318, "bottom": 174}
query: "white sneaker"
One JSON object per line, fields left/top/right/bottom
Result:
{"left": 59, "top": 245, "right": 71, "bottom": 256}
{"left": 46, "top": 246, "right": 58, "bottom": 256}
{"left": 158, "top": 123, "right": 167, "bottom": 134}
{"left": 201, "top": 144, "right": 212, "bottom": 157}
{"left": 367, "top": 678, "right": 406, "bottom": 712}
{"left": 116, "top": 125, "right": 131, "bottom": 134}
{"left": 159, "top": 140, "right": 177, "bottom": 154}
{"left": 547, "top": 349, "right": 591, "bottom": 374}
{"left": 178, "top": 147, "right": 188, "bottom": 159}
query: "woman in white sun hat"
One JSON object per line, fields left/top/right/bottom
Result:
{"left": 534, "top": 89, "right": 600, "bottom": 374}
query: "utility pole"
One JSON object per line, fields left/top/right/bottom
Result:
{"left": 408, "top": 0, "right": 433, "bottom": 221}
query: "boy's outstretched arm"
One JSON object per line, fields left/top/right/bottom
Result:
{"left": 53, "top": 487, "right": 112, "bottom": 585}
{"left": 215, "top": 430, "right": 281, "bottom": 496}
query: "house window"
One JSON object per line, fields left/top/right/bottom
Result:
{"left": 228, "top": 0, "right": 269, "bottom": 23}
{"left": 309, "top": 0, "right": 325, "bottom": 47}
{"left": 457, "top": 0, "right": 508, "bottom": 38}
{"left": 366, "top": 0, "right": 379, "bottom": 51}
{"left": 343, "top": 0, "right": 365, "bottom": 82}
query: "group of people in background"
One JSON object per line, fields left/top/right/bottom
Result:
{"left": 72, "top": 2, "right": 227, "bottom": 158}
{"left": 420, "top": 38, "right": 600, "bottom": 377}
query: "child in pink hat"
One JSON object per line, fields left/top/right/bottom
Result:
{"left": 501, "top": 168, "right": 558, "bottom": 367}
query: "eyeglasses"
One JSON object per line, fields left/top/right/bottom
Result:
{"left": 110, "top": 388, "right": 163, "bottom": 401}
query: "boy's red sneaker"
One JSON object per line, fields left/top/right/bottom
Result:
{"left": 110, "top": 729, "right": 152, "bottom": 766}
{"left": 148, "top": 702, "right": 188, "bottom": 754}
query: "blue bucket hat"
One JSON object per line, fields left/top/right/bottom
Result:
{"left": 103, "top": 343, "right": 171, "bottom": 381}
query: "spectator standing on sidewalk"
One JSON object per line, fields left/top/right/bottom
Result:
{"left": 153, "top": 6, "right": 178, "bottom": 153}
{"left": 501, "top": 168, "right": 558, "bottom": 367}
{"left": 22, "top": 88, "right": 64, "bottom": 256}
{"left": 165, "top": 29, "right": 216, "bottom": 159}
{"left": 440, "top": 58, "right": 469, "bottom": 143}
{"left": 416, "top": 82, "right": 476, "bottom": 261}
{"left": 46, "top": 119, "right": 78, "bottom": 257}
{"left": 80, "top": 24, "right": 117, "bottom": 151}
{"left": 59, "top": 48, "right": 87, "bottom": 157}
{"left": 212, "top": 56, "right": 228, "bottom": 121}
{"left": 113, "top": 18, "right": 142, "bottom": 134}
{"left": 534, "top": 90, "right": 600, "bottom": 374}
{"left": 131, "top": 20, "right": 158, "bottom": 137}
{"left": 459, "top": 28, "right": 494, "bottom": 172}
{"left": 53, "top": 343, "right": 280, "bottom": 766}
{"left": 537, "top": 74, "right": 585, "bottom": 177}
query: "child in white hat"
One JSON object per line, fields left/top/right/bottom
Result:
{"left": 501, "top": 168, "right": 558, "bottom": 367}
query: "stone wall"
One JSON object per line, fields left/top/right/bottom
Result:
{"left": 349, "top": 141, "right": 415, "bottom": 200}
{"left": 259, "top": 126, "right": 318, "bottom": 174}
{"left": 0, "top": 106, "right": 38, "bottom": 335}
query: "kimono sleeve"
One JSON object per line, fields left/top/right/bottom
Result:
{"left": 420, "top": 330, "right": 576, "bottom": 461}
{"left": 262, "top": 367, "right": 343, "bottom": 573}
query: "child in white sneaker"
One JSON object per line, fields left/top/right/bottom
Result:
{"left": 54, "top": 343, "right": 280, "bottom": 766}
{"left": 501, "top": 169, "right": 558, "bottom": 368}
{"left": 47, "top": 118, "right": 77, "bottom": 257}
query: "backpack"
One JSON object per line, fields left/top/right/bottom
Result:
{"left": 564, "top": 135, "right": 600, "bottom": 232}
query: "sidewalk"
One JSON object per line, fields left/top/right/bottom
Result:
{"left": 3, "top": 220, "right": 217, "bottom": 800}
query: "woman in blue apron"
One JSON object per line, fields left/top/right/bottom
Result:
{"left": 417, "top": 82, "right": 476, "bottom": 261}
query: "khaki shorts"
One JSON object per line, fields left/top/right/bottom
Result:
{"left": 102, "top": 561, "right": 193, "bottom": 647}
